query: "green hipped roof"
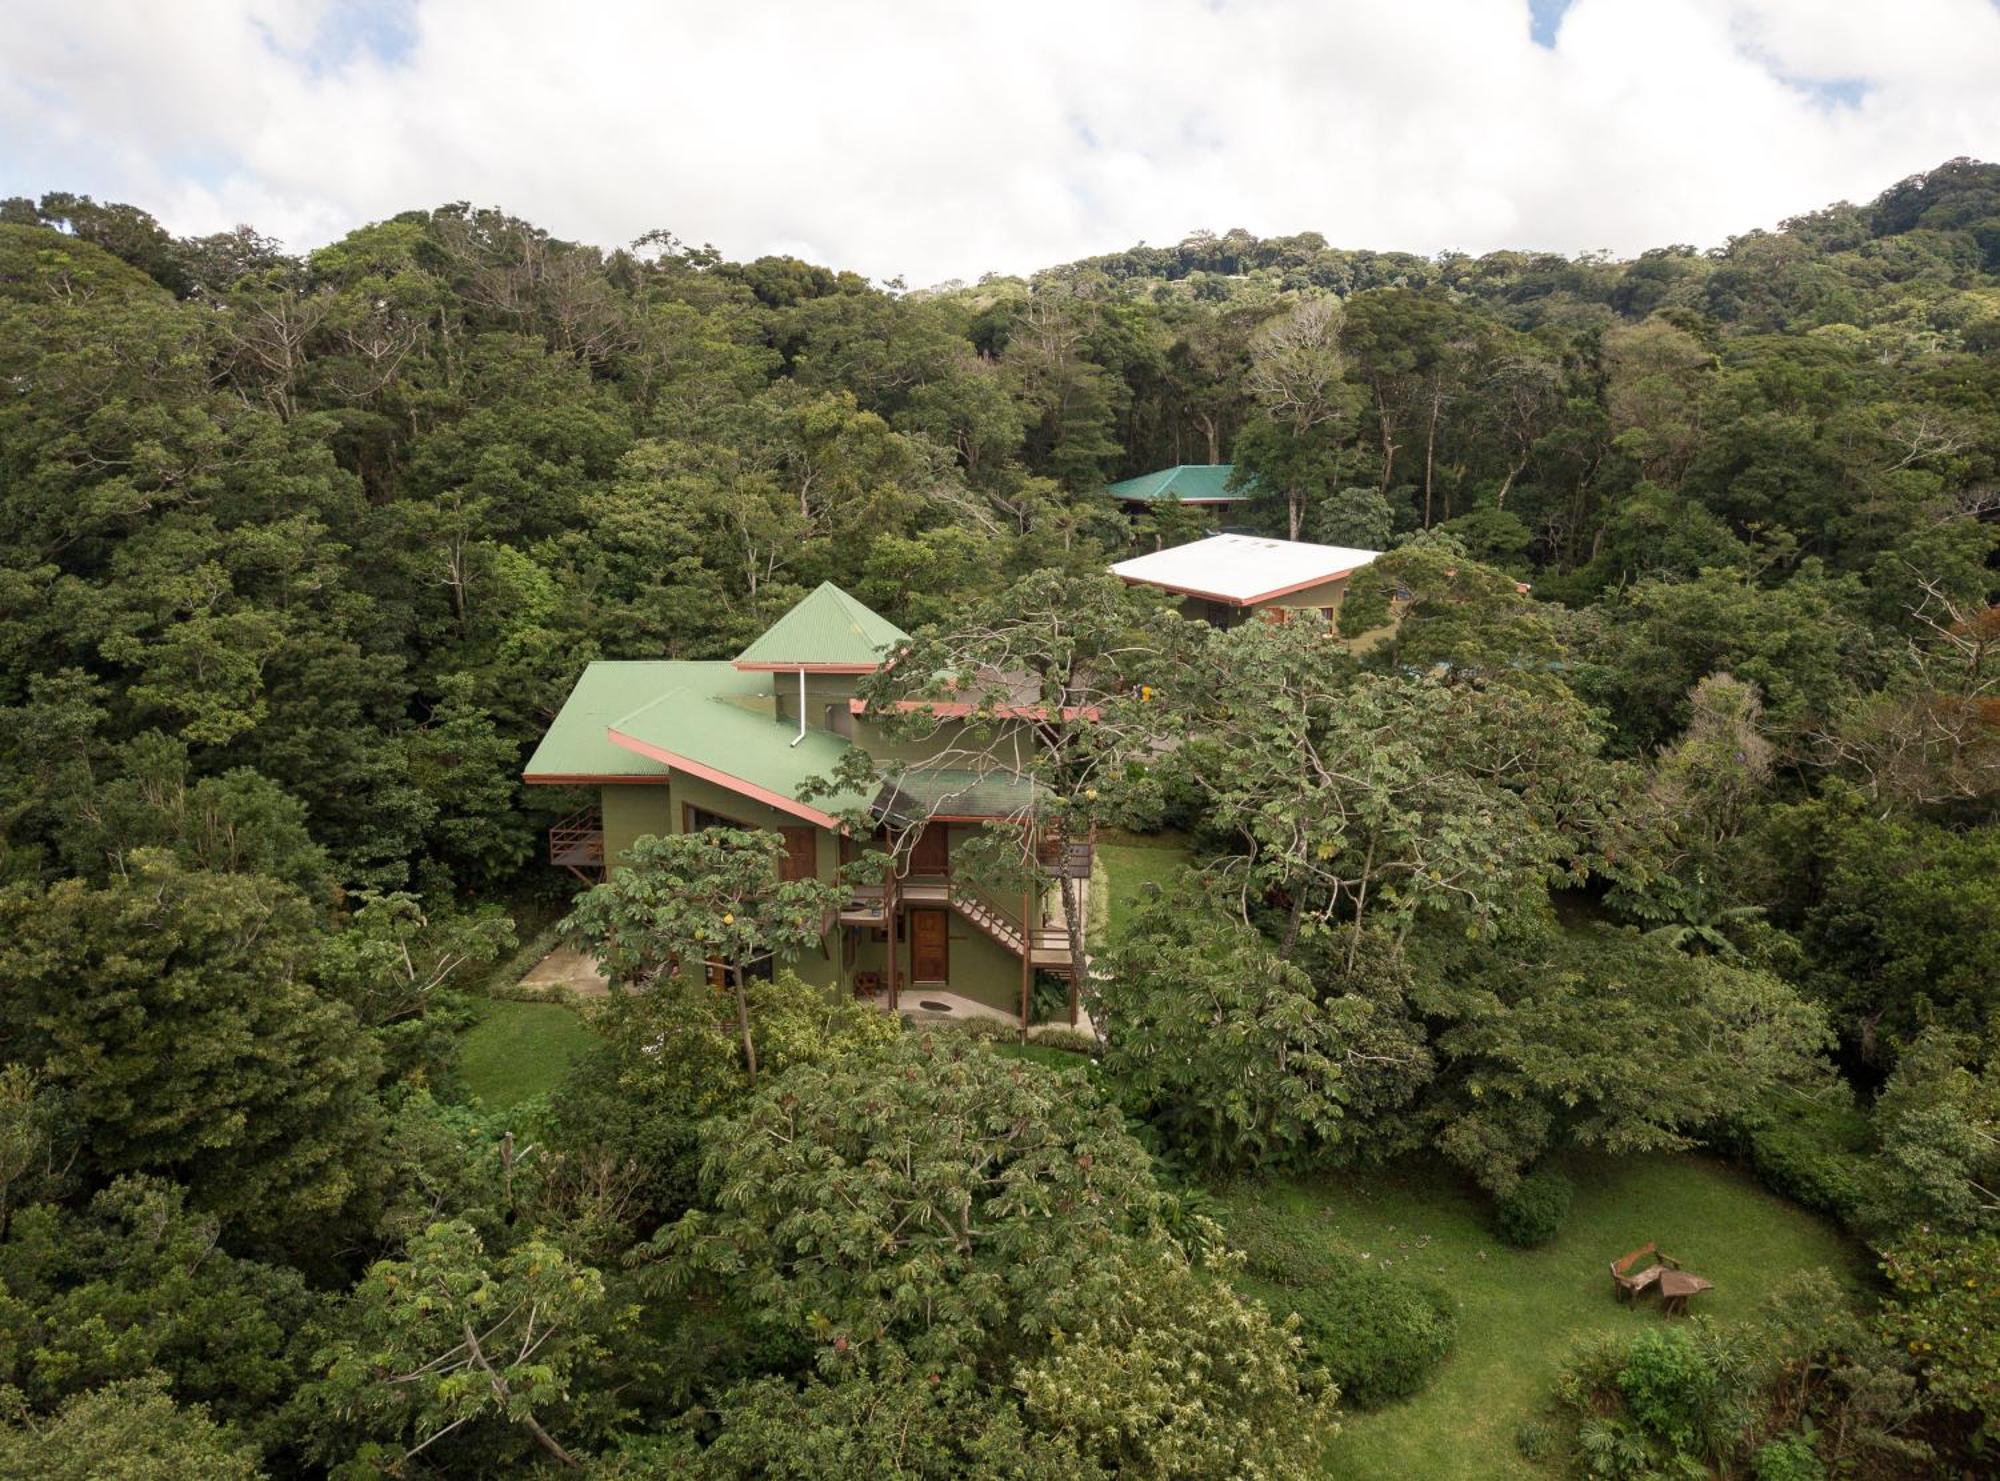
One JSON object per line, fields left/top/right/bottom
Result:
{"left": 1103, "top": 464, "right": 1252, "bottom": 503}
{"left": 734, "top": 581, "right": 909, "bottom": 668}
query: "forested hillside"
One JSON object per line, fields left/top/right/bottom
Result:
{"left": 0, "top": 159, "right": 1996, "bottom": 1475}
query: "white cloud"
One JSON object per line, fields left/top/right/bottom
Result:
{"left": 3, "top": 0, "right": 1999, "bottom": 286}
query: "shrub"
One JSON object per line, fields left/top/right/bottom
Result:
{"left": 1029, "top": 972, "right": 1071, "bottom": 1024}
{"left": 1617, "top": 1327, "right": 1728, "bottom": 1453}
{"left": 1610, "top": 1325, "right": 1755, "bottom": 1464}
{"left": 1494, "top": 1168, "right": 1574, "bottom": 1247}
{"left": 1288, "top": 1267, "right": 1459, "bottom": 1408}
{"left": 1732, "top": 1092, "right": 1869, "bottom": 1222}
{"left": 918, "top": 1015, "right": 1014, "bottom": 1043}
{"left": 1029, "top": 1026, "right": 1100, "bottom": 1056}
{"left": 1513, "top": 1417, "right": 1558, "bottom": 1462}
{"left": 1877, "top": 1229, "right": 2000, "bottom": 1443}
{"left": 1754, "top": 1430, "right": 1826, "bottom": 1481}
{"left": 1219, "top": 1203, "right": 1338, "bottom": 1287}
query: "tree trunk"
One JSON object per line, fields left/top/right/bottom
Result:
{"left": 1019, "top": 885, "right": 1033, "bottom": 1043}
{"left": 1423, "top": 384, "right": 1442, "bottom": 528}
{"left": 460, "top": 1320, "right": 579, "bottom": 1469}
{"left": 1345, "top": 835, "right": 1378, "bottom": 972}
{"left": 1375, "top": 385, "right": 1399, "bottom": 494}
{"left": 731, "top": 963, "right": 759, "bottom": 1086}
{"left": 1058, "top": 867, "right": 1097, "bottom": 1046}
{"left": 1279, "top": 889, "right": 1305, "bottom": 961}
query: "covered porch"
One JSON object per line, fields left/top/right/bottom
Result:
{"left": 835, "top": 823, "right": 1092, "bottom": 1026}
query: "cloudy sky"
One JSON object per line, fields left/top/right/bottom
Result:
{"left": 5, "top": 0, "right": 2000, "bottom": 285}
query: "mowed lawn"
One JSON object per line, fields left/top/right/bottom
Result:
{"left": 1091, "top": 830, "right": 1195, "bottom": 947}
{"left": 459, "top": 998, "right": 599, "bottom": 1108}
{"left": 1212, "top": 1155, "right": 1862, "bottom": 1479}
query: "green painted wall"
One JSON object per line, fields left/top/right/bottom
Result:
{"left": 771, "top": 671, "right": 867, "bottom": 738}
{"left": 600, "top": 783, "right": 674, "bottom": 870}
{"left": 1260, "top": 574, "right": 1351, "bottom": 614}
{"left": 657, "top": 771, "right": 842, "bottom": 993}
{"left": 842, "top": 909, "right": 1025, "bottom": 1017}
{"left": 596, "top": 779, "right": 1032, "bottom": 1015}
{"left": 926, "top": 913, "right": 1024, "bottom": 1014}
{"left": 665, "top": 771, "right": 834, "bottom": 879}
{"left": 1179, "top": 574, "right": 1353, "bottom": 627}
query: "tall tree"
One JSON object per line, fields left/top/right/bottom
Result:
{"left": 0, "top": 852, "right": 383, "bottom": 1250}
{"left": 559, "top": 829, "right": 840, "bottom": 1085}
{"left": 824, "top": 571, "right": 1200, "bottom": 1020}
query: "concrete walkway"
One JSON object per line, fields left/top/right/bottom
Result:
{"left": 866, "top": 986, "right": 1097, "bottom": 1040}
{"left": 516, "top": 948, "right": 1100, "bottom": 1040}
{"left": 518, "top": 945, "right": 610, "bottom": 999}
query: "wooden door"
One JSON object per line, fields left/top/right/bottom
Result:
{"left": 777, "top": 825, "right": 818, "bottom": 882}
{"left": 910, "top": 908, "right": 949, "bottom": 983}
{"left": 908, "top": 824, "right": 949, "bottom": 877}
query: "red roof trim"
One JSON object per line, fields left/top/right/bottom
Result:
{"left": 731, "top": 661, "right": 880, "bottom": 674}
{"left": 524, "top": 772, "right": 669, "bottom": 786}
{"left": 604, "top": 729, "right": 845, "bottom": 830}
{"left": 1118, "top": 567, "right": 1360, "bottom": 607}
{"left": 848, "top": 698, "right": 1101, "bottom": 721}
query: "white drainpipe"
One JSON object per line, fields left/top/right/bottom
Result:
{"left": 790, "top": 665, "right": 807, "bottom": 746}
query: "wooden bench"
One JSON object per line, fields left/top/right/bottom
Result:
{"left": 1610, "top": 1242, "right": 1681, "bottom": 1302}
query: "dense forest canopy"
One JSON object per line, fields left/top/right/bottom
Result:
{"left": 0, "top": 158, "right": 1996, "bottom": 1475}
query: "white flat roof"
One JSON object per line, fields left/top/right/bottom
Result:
{"left": 1110, "top": 533, "right": 1383, "bottom": 606}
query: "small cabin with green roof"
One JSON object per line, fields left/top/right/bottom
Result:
{"left": 1103, "top": 463, "right": 1255, "bottom": 510}
{"left": 526, "top": 582, "right": 1086, "bottom": 1025}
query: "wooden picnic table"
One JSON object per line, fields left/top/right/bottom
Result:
{"left": 1658, "top": 1268, "right": 1713, "bottom": 1315}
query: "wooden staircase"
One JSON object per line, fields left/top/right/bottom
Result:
{"left": 949, "top": 881, "right": 1079, "bottom": 974}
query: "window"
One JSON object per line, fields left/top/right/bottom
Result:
{"left": 685, "top": 804, "right": 817, "bottom": 882}
{"left": 824, "top": 701, "right": 853, "bottom": 738}
{"left": 684, "top": 804, "right": 747, "bottom": 834}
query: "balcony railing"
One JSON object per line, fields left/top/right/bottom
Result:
{"left": 548, "top": 807, "right": 605, "bottom": 875}
{"left": 1037, "top": 839, "right": 1094, "bottom": 878}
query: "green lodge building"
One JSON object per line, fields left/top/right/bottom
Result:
{"left": 526, "top": 582, "right": 1086, "bottom": 1024}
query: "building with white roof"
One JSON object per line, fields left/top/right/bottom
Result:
{"left": 1110, "top": 533, "right": 1383, "bottom": 629}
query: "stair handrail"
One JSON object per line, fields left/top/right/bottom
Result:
{"left": 950, "top": 877, "right": 1026, "bottom": 945}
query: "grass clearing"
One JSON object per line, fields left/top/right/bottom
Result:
{"left": 991, "top": 1040, "right": 1101, "bottom": 1075}
{"left": 458, "top": 997, "right": 599, "bottom": 1109}
{"left": 1212, "top": 1154, "right": 1862, "bottom": 1479}
{"left": 1091, "top": 830, "right": 1195, "bottom": 947}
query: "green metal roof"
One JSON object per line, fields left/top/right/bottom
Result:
{"left": 609, "top": 670, "right": 871, "bottom": 819}
{"left": 522, "top": 661, "right": 681, "bottom": 779}
{"left": 1104, "top": 464, "right": 1252, "bottom": 504}
{"left": 733, "top": 581, "right": 909, "bottom": 668}
{"left": 524, "top": 660, "right": 870, "bottom": 819}
{"left": 526, "top": 649, "right": 1038, "bottom": 827}
{"left": 873, "top": 767, "right": 1043, "bottom": 825}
